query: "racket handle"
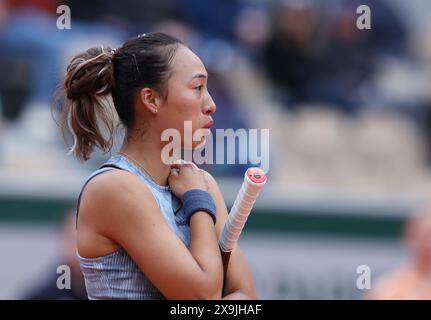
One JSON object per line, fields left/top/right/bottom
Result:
{"left": 222, "top": 251, "right": 231, "bottom": 275}
{"left": 219, "top": 168, "right": 267, "bottom": 253}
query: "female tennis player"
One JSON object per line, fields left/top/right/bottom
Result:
{"left": 57, "top": 32, "right": 257, "bottom": 300}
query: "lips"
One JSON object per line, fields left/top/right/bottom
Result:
{"left": 203, "top": 119, "right": 214, "bottom": 129}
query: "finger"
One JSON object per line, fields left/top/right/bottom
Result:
{"left": 172, "top": 159, "right": 186, "bottom": 165}
{"left": 170, "top": 168, "right": 180, "bottom": 174}
{"left": 170, "top": 163, "right": 180, "bottom": 169}
{"left": 189, "top": 162, "right": 199, "bottom": 169}
{"left": 170, "top": 162, "right": 189, "bottom": 169}
{"left": 169, "top": 169, "right": 179, "bottom": 179}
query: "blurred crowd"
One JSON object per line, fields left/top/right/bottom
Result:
{"left": 368, "top": 206, "right": 431, "bottom": 300}
{"left": 1, "top": 0, "right": 431, "bottom": 194}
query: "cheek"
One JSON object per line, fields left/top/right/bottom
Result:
{"left": 169, "top": 92, "right": 202, "bottom": 126}
{"left": 168, "top": 85, "right": 200, "bottom": 114}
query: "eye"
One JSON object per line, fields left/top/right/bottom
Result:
{"left": 195, "top": 85, "right": 204, "bottom": 91}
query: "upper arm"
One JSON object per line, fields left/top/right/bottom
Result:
{"left": 204, "top": 171, "right": 258, "bottom": 298}
{"left": 78, "top": 170, "right": 220, "bottom": 300}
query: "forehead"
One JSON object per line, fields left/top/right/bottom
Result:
{"left": 170, "top": 46, "right": 206, "bottom": 77}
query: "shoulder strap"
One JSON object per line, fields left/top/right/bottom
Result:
{"left": 75, "top": 164, "right": 125, "bottom": 228}
{"left": 99, "top": 163, "right": 123, "bottom": 170}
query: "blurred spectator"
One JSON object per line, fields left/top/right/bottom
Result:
{"left": 263, "top": 0, "right": 408, "bottom": 113}
{"left": 311, "top": 0, "right": 408, "bottom": 111}
{"left": 319, "top": 0, "right": 407, "bottom": 57}
{"left": 368, "top": 206, "right": 431, "bottom": 299}
{"left": 23, "top": 211, "right": 87, "bottom": 300}
{"left": 262, "top": 1, "right": 321, "bottom": 108}
{"left": 177, "top": 0, "right": 245, "bottom": 40}
{"left": 0, "top": 0, "right": 125, "bottom": 121}
{"left": 308, "top": 0, "right": 376, "bottom": 112}
{"left": 0, "top": 0, "right": 61, "bottom": 120}
{"left": 6, "top": 0, "right": 57, "bottom": 13}
{"left": 65, "top": 0, "right": 180, "bottom": 34}
{"left": 233, "top": 4, "right": 272, "bottom": 59}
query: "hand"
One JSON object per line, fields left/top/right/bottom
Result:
{"left": 168, "top": 160, "right": 209, "bottom": 199}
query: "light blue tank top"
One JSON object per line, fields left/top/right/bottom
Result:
{"left": 76, "top": 154, "right": 191, "bottom": 300}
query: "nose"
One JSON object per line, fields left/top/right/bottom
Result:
{"left": 203, "top": 92, "right": 216, "bottom": 115}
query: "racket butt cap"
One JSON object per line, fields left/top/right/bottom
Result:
{"left": 245, "top": 167, "right": 267, "bottom": 185}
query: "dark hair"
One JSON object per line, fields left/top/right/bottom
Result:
{"left": 54, "top": 32, "right": 184, "bottom": 161}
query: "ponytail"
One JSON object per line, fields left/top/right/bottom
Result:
{"left": 56, "top": 45, "right": 117, "bottom": 161}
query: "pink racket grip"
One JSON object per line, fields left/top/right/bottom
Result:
{"left": 219, "top": 168, "right": 267, "bottom": 252}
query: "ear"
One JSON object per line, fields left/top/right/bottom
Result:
{"left": 139, "top": 87, "right": 163, "bottom": 114}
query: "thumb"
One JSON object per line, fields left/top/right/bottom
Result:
{"left": 169, "top": 168, "right": 179, "bottom": 177}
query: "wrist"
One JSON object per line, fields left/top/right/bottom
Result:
{"left": 182, "top": 189, "right": 217, "bottom": 226}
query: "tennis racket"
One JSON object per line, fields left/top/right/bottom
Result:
{"left": 219, "top": 167, "right": 267, "bottom": 276}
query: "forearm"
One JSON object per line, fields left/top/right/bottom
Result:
{"left": 189, "top": 212, "right": 224, "bottom": 296}
{"left": 222, "top": 284, "right": 257, "bottom": 300}
{"left": 222, "top": 290, "right": 256, "bottom": 300}
{"left": 222, "top": 252, "right": 257, "bottom": 300}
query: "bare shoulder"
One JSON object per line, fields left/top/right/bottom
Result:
{"left": 79, "top": 169, "right": 154, "bottom": 217}
{"left": 77, "top": 169, "right": 157, "bottom": 257}
{"left": 83, "top": 169, "right": 145, "bottom": 197}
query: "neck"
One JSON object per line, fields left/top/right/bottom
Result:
{"left": 119, "top": 129, "right": 171, "bottom": 187}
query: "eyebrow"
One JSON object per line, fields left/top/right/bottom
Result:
{"left": 191, "top": 73, "right": 207, "bottom": 80}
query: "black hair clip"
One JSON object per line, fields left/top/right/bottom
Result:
{"left": 131, "top": 53, "right": 142, "bottom": 80}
